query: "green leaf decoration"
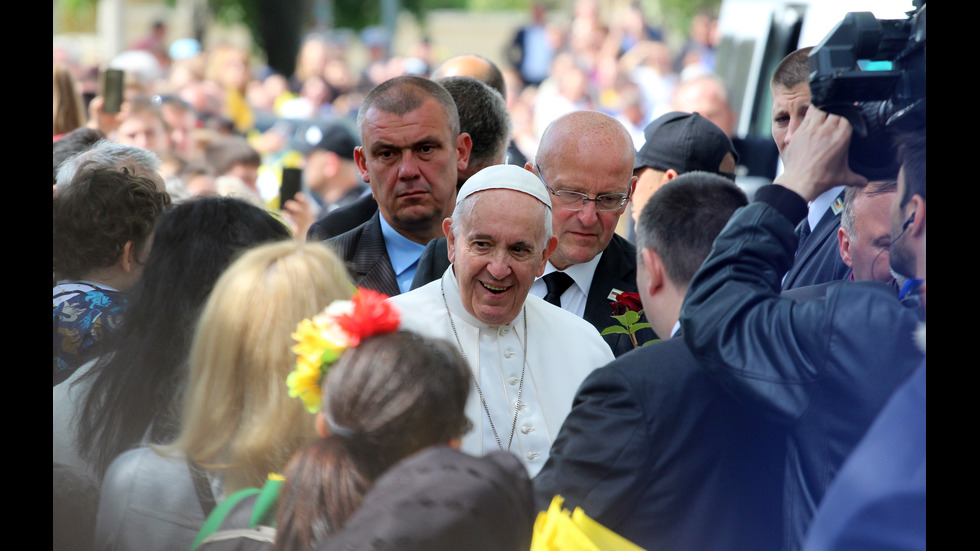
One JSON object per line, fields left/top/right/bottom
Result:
{"left": 613, "top": 311, "right": 640, "bottom": 326}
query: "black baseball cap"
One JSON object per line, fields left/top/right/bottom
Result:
{"left": 297, "top": 120, "right": 360, "bottom": 159}
{"left": 634, "top": 111, "right": 738, "bottom": 179}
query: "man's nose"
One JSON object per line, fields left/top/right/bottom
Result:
{"left": 398, "top": 151, "right": 421, "bottom": 180}
{"left": 576, "top": 199, "right": 600, "bottom": 225}
{"left": 486, "top": 251, "right": 513, "bottom": 280}
{"left": 784, "top": 119, "right": 801, "bottom": 148}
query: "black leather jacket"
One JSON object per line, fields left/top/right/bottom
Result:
{"left": 679, "top": 184, "right": 925, "bottom": 551}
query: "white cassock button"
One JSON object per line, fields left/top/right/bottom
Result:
{"left": 499, "top": 327, "right": 510, "bottom": 336}
{"left": 508, "top": 376, "right": 519, "bottom": 385}
{"left": 526, "top": 451, "right": 540, "bottom": 460}
{"left": 504, "top": 350, "right": 515, "bottom": 358}
{"left": 521, "top": 425, "right": 534, "bottom": 434}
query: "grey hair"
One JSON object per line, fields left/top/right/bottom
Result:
{"left": 840, "top": 180, "right": 898, "bottom": 237}
{"left": 437, "top": 76, "right": 512, "bottom": 172}
{"left": 56, "top": 139, "right": 162, "bottom": 189}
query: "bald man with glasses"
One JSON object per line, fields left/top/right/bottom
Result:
{"left": 523, "top": 111, "right": 656, "bottom": 357}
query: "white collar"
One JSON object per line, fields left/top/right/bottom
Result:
{"left": 807, "top": 186, "right": 845, "bottom": 231}
{"left": 538, "top": 251, "right": 604, "bottom": 297}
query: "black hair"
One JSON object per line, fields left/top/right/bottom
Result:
{"left": 437, "top": 76, "right": 511, "bottom": 174}
{"left": 53, "top": 168, "right": 170, "bottom": 280}
{"left": 896, "top": 131, "right": 926, "bottom": 207}
{"left": 636, "top": 171, "right": 748, "bottom": 285}
{"left": 74, "top": 196, "right": 292, "bottom": 480}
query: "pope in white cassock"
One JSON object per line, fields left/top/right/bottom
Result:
{"left": 389, "top": 164, "right": 615, "bottom": 477}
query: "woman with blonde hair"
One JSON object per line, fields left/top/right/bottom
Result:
{"left": 93, "top": 240, "right": 354, "bottom": 551}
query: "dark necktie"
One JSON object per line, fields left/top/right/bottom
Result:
{"left": 542, "top": 271, "right": 574, "bottom": 307}
{"left": 795, "top": 219, "right": 812, "bottom": 255}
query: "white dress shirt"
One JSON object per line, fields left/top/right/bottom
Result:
{"left": 528, "top": 253, "right": 604, "bottom": 319}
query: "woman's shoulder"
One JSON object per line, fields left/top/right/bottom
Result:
{"left": 101, "top": 447, "right": 187, "bottom": 494}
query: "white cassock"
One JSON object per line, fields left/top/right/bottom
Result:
{"left": 389, "top": 267, "right": 614, "bottom": 477}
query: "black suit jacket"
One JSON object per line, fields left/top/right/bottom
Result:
{"left": 323, "top": 211, "right": 401, "bottom": 297}
{"left": 410, "top": 235, "right": 451, "bottom": 290}
{"left": 410, "top": 234, "right": 656, "bottom": 357}
{"left": 307, "top": 193, "right": 378, "bottom": 241}
{"left": 583, "top": 234, "right": 656, "bottom": 356}
{"left": 532, "top": 334, "right": 785, "bottom": 551}
{"left": 781, "top": 189, "right": 850, "bottom": 290}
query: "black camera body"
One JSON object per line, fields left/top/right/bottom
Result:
{"left": 808, "top": 1, "right": 925, "bottom": 180}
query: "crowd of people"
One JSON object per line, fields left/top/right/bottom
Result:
{"left": 54, "top": 1, "right": 925, "bottom": 550}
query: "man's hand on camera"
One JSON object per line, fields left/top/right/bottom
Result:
{"left": 773, "top": 106, "right": 867, "bottom": 202}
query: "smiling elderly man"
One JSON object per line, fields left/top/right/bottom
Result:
{"left": 390, "top": 164, "right": 614, "bottom": 476}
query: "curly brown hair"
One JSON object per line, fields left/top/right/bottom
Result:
{"left": 53, "top": 168, "right": 171, "bottom": 280}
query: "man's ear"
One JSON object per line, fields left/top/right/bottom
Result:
{"left": 353, "top": 145, "right": 370, "bottom": 183}
{"left": 907, "top": 195, "right": 926, "bottom": 237}
{"left": 118, "top": 241, "right": 138, "bottom": 274}
{"left": 641, "top": 247, "right": 665, "bottom": 297}
{"left": 456, "top": 132, "right": 473, "bottom": 173}
{"left": 837, "top": 227, "right": 853, "bottom": 268}
{"left": 536, "top": 236, "right": 559, "bottom": 277}
{"left": 443, "top": 218, "right": 457, "bottom": 264}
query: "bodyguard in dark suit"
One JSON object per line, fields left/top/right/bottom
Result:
{"left": 769, "top": 47, "right": 851, "bottom": 291}
{"left": 527, "top": 111, "right": 656, "bottom": 356}
{"left": 322, "top": 76, "right": 471, "bottom": 296}
{"left": 534, "top": 172, "right": 784, "bottom": 550}
{"left": 781, "top": 186, "right": 851, "bottom": 290}
{"left": 680, "top": 120, "right": 926, "bottom": 551}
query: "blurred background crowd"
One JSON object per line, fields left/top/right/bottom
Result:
{"left": 54, "top": 0, "right": 726, "bottom": 211}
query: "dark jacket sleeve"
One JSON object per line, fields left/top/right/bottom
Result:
{"left": 679, "top": 185, "right": 835, "bottom": 424}
{"left": 410, "top": 237, "right": 449, "bottom": 290}
{"left": 531, "top": 366, "right": 649, "bottom": 527}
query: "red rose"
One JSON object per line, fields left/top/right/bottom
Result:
{"left": 610, "top": 291, "right": 643, "bottom": 315}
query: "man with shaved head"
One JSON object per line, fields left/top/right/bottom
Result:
{"left": 527, "top": 110, "right": 656, "bottom": 356}
{"left": 322, "top": 75, "right": 472, "bottom": 296}
{"left": 432, "top": 54, "right": 506, "bottom": 98}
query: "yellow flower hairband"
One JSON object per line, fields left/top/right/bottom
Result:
{"left": 287, "top": 287, "right": 401, "bottom": 414}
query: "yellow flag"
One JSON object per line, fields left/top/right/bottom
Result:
{"left": 530, "top": 495, "right": 644, "bottom": 551}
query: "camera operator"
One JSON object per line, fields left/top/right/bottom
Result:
{"left": 678, "top": 101, "right": 926, "bottom": 550}
{"left": 771, "top": 47, "right": 854, "bottom": 291}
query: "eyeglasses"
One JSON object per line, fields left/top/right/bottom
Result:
{"left": 534, "top": 163, "right": 630, "bottom": 212}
